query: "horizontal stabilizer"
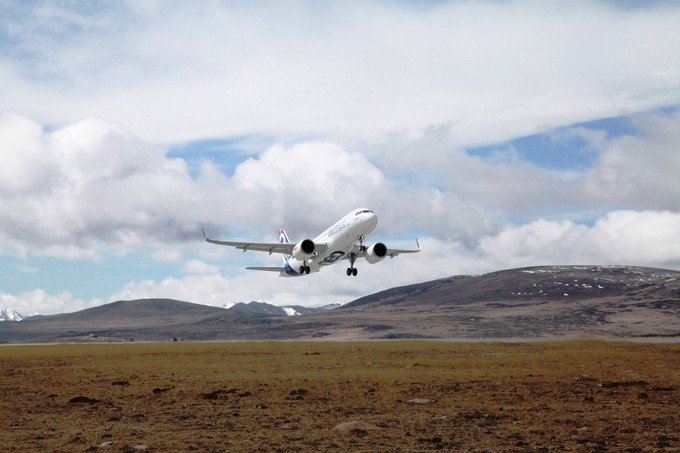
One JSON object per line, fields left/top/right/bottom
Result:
{"left": 246, "top": 266, "right": 286, "bottom": 272}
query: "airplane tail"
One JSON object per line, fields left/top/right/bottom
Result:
{"left": 279, "top": 227, "right": 291, "bottom": 244}
{"left": 279, "top": 228, "right": 291, "bottom": 264}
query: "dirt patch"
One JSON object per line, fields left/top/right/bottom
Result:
{"left": 1, "top": 341, "right": 679, "bottom": 451}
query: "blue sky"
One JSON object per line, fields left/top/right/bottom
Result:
{"left": 1, "top": 1, "right": 680, "bottom": 315}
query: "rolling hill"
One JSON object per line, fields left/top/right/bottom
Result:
{"left": 1, "top": 265, "right": 678, "bottom": 342}
{"left": 318, "top": 265, "right": 680, "bottom": 339}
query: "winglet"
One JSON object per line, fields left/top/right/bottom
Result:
{"left": 416, "top": 238, "right": 422, "bottom": 251}
{"left": 201, "top": 227, "right": 208, "bottom": 241}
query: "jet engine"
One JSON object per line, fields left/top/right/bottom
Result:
{"left": 292, "top": 239, "right": 315, "bottom": 260}
{"left": 364, "top": 242, "right": 387, "bottom": 264}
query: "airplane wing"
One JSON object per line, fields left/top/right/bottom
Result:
{"left": 203, "top": 229, "right": 294, "bottom": 254}
{"left": 384, "top": 239, "right": 422, "bottom": 258}
{"left": 202, "top": 229, "right": 328, "bottom": 255}
{"left": 350, "top": 239, "right": 422, "bottom": 259}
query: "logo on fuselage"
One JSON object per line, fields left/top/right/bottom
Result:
{"left": 327, "top": 222, "right": 347, "bottom": 238}
{"left": 319, "top": 251, "right": 345, "bottom": 266}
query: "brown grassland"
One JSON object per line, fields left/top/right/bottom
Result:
{"left": 1, "top": 340, "right": 679, "bottom": 452}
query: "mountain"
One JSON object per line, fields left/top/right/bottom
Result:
{"left": 1, "top": 266, "right": 678, "bottom": 342}
{"left": 319, "top": 265, "right": 680, "bottom": 339}
{"left": 0, "top": 299, "right": 236, "bottom": 343}
{"left": 0, "top": 307, "right": 26, "bottom": 322}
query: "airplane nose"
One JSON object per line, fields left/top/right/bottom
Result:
{"left": 368, "top": 212, "right": 378, "bottom": 229}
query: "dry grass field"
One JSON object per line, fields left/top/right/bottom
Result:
{"left": 1, "top": 341, "right": 679, "bottom": 452}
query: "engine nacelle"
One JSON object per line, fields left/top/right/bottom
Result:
{"left": 364, "top": 242, "right": 387, "bottom": 264}
{"left": 292, "top": 239, "right": 315, "bottom": 261}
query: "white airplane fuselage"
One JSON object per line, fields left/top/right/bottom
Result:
{"left": 283, "top": 209, "right": 378, "bottom": 276}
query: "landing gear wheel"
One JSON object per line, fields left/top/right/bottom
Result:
{"left": 346, "top": 268, "right": 352, "bottom": 276}
{"left": 300, "top": 265, "right": 311, "bottom": 274}
{"left": 352, "top": 268, "right": 358, "bottom": 276}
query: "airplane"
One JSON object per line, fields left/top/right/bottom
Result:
{"left": 202, "top": 208, "right": 421, "bottom": 277}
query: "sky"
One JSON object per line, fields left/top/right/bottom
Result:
{"left": 1, "top": 0, "right": 680, "bottom": 315}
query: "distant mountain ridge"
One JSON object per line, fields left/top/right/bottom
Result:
{"left": 1, "top": 265, "right": 678, "bottom": 342}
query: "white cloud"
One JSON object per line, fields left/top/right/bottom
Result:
{"left": 148, "top": 248, "right": 183, "bottom": 263}
{"left": 582, "top": 111, "right": 680, "bottom": 210}
{"left": 371, "top": 110, "right": 680, "bottom": 227}
{"left": 0, "top": 116, "right": 199, "bottom": 259}
{"left": 479, "top": 210, "right": 680, "bottom": 269}
{"left": 3, "top": 111, "right": 679, "bottom": 266}
{"left": 0, "top": 115, "right": 56, "bottom": 195}
{"left": 0, "top": 117, "right": 441, "bottom": 259}
{"left": 2, "top": 2, "right": 679, "bottom": 144}
{"left": 227, "top": 142, "right": 389, "bottom": 233}
{"left": 183, "top": 259, "right": 220, "bottom": 276}
{"left": 0, "top": 289, "right": 93, "bottom": 316}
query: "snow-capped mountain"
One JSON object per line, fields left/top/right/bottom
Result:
{"left": 0, "top": 307, "right": 27, "bottom": 322}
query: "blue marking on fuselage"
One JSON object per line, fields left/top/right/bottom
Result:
{"left": 283, "top": 260, "right": 302, "bottom": 277}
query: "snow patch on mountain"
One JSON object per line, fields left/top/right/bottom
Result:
{"left": 0, "top": 307, "right": 27, "bottom": 321}
{"left": 282, "top": 307, "right": 300, "bottom": 316}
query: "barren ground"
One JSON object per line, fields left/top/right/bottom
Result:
{"left": 1, "top": 341, "right": 679, "bottom": 452}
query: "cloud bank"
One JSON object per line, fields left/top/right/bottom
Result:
{"left": 2, "top": 1, "right": 679, "bottom": 144}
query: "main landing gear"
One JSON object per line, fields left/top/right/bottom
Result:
{"left": 299, "top": 261, "right": 311, "bottom": 274}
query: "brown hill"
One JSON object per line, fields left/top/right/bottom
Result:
{"left": 1, "top": 266, "right": 679, "bottom": 342}
{"left": 310, "top": 265, "right": 680, "bottom": 339}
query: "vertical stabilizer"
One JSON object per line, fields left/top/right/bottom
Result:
{"left": 279, "top": 228, "right": 291, "bottom": 265}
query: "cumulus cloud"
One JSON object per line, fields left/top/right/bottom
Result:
{"left": 0, "top": 289, "right": 95, "bottom": 316}
{"left": 3, "top": 111, "right": 679, "bottom": 263}
{"left": 479, "top": 210, "right": 680, "bottom": 269}
{"left": 0, "top": 115, "right": 198, "bottom": 259}
{"left": 0, "top": 115, "right": 56, "bottom": 195}
{"left": 1, "top": 116, "right": 439, "bottom": 259}
{"left": 226, "top": 142, "right": 389, "bottom": 234}
{"left": 582, "top": 110, "right": 680, "bottom": 210}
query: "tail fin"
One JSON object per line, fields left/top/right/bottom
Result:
{"left": 279, "top": 228, "right": 291, "bottom": 264}
{"left": 279, "top": 227, "right": 291, "bottom": 244}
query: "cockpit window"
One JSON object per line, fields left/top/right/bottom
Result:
{"left": 356, "top": 210, "right": 373, "bottom": 215}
